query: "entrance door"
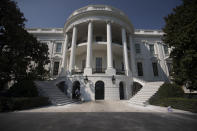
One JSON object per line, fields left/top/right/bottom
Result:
{"left": 95, "top": 81, "right": 104, "bottom": 100}
{"left": 53, "top": 61, "right": 60, "bottom": 75}
{"left": 72, "top": 81, "right": 80, "bottom": 99}
{"left": 119, "top": 82, "right": 124, "bottom": 100}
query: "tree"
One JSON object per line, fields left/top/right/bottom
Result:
{"left": 0, "top": 0, "right": 49, "bottom": 90}
{"left": 162, "top": 0, "right": 197, "bottom": 91}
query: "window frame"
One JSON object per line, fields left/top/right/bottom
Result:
{"left": 53, "top": 61, "right": 60, "bottom": 76}
{"left": 137, "top": 62, "right": 143, "bottom": 76}
{"left": 135, "top": 43, "right": 141, "bottom": 54}
{"left": 55, "top": 42, "right": 62, "bottom": 53}
{"left": 152, "top": 62, "right": 159, "bottom": 77}
{"left": 149, "top": 44, "right": 155, "bottom": 55}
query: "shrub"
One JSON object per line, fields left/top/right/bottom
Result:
{"left": 0, "top": 97, "right": 51, "bottom": 112}
{"left": 154, "top": 83, "right": 184, "bottom": 98}
{"left": 8, "top": 80, "right": 38, "bottom": 97}
{"left": 149, "top": 83, "right": 184, "bottom": 105}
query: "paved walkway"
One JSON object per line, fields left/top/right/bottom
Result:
{"left": 0, "top": 101, "right": 196, "bottom": 131}
{"left": 18, "top": 100, "right": 194, "bottom": 114}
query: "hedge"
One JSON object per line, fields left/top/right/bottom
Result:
{"left": 0, "top": 97, "right": 51, "bottom": 112}
{"left": 8, "top": 80, "right": 38, "bottom": 97}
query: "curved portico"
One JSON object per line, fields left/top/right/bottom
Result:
{"left": 60, "top": 5, "right": 135, "bottom": 101}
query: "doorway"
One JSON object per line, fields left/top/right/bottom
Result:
{"left": 95, "top": 81, "right": 104, "bottom": 100}
{"left": 72, "top": 81, "right": 80, "bottom": 99}
{"left": 119, "top": 81, "right": 124, "bottom": 100}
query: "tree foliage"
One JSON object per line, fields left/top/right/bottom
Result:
{"left": 163, "top": 0, "right": 197, "bottom": 90}
{"left": 0, "top": 0, "right": 49, "bottom": 90}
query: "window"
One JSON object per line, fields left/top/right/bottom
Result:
{"left": 56, "top": 43, "right": 62, "bottom": 53}
{"left": 82, "top": 60, "right": 86, "bottom": 70}
{"left": 164, "top": 45, "right": 169, "bottom": 55}
{"left": 167, "top": 63, "right": 172, "bottom": 75}
{"left": 121, "top": 62, "right": 124, "bottom": 71}
{"left": 137, "top": 62, "right": 143, "bottom": 76}
{"left": 96, "top": 36, "right": 102, "bottom": 42}
{"left": 96, "top": 57, "right": 102, "bottom": 72}
{"left": 113, "top": 60, "right": 115, "bottom": 68}
{"left": 53, "top": 62, "right": 60, "bottom": 75}
{"left": 152, "top": 62, "right": 159, "bottom": 76}
{"left": 149, "top": 44, "right": 155, "bottom": 55}
{"left": 135, "top": 44, "right": 141, "bottom": 54}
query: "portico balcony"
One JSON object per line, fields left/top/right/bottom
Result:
{"left": 71, "top": 68, "right": 125, "bottom": 75}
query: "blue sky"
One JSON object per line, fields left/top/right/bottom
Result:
{"left": 14, "top": 0, "right": 182, "bottom": 29}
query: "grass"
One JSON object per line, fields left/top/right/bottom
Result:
{"left": 150, "top": 97, "right": 197, "bottom": 113}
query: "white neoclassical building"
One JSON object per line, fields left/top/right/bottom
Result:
{"left": 28, "top": 5, "right": 172, "bottom": 101}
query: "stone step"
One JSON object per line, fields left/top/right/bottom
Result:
{"left": 35, "top": 79, "right": 79, "bottom": 106}
{"left": 128, "top": 81, "right": 163, "bottom": 106}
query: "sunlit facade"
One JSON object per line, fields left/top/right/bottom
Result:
{"left": 27, "top": 5, "right": 172, "bottom": 101}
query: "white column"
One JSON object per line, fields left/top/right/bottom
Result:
{"left": 129, "top": 35, "right": 136, "bottom": 76}
{"left": 69, "top": 26, "right": 77, "bottom": 73}
{"left": 60, "top": 33, "right": 68, "bottom": 76}
{"left": 84, "top": 21, "right": 93, "bottom": 75}
{"left": 121, "top": 28, "right": 130, "bottom": 76}
{"left": 105, "top": 22, "right": 116, "bottom": 75}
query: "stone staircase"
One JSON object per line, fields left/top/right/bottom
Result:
{"left": 35, "top": 79, "right": 79, "bottom": 106}
{"left": 128, "top": 81, "right": 164, "bottom": 106}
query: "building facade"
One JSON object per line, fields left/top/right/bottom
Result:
{"left": 27, "top": 5, "right": 172, "bottom": 101}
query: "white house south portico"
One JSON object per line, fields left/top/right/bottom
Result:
{"left": 28, "top": 5, "right": 172, "bottom": 102}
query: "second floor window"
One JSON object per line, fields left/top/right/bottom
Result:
{"left": 96, "top": 36, "right": 102, "bottom": 42}
{"left": 152, "top": 62, "right": 159, "bottom": 76}
{"left": 56, "top": 43, "right": 62, "bottom": 53}
{"left": 163, "top": 45, "right": 169, "bottom": 55}
{"left": 96, "top": 57, "right": 102, "bottom": 72}
{"left": 137, "top": 62, "right": 143, "bottom": 76}
{"left": 149, "top": 44, "right": 155, "bottom": 55}
{"left": 121, "top": 62, "right": 124, "bottom": 71}
{"left": 82, "top": 60, "right": 86, "bottom": 70}
{"left": 135, "top": 44, "right": 141, "bottom": 54}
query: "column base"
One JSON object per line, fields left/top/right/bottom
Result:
{"left": 84, "top": 68, "right": 92, "bottom": 75}
{"left": 105, "top": 68, "right": 116, "bottom": 75}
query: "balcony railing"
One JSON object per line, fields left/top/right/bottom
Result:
{"left": 70, "top": 68, "right": 125, "bottom": 75}
{"left": 93, "top": 68, "right": 106, "bottom": 73}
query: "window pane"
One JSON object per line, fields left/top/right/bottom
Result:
{"left": 96, "top": 36, "right": 102, "bottom": 42}
{"left": 167, "top": 63, "right": 172, "bottom": 74}
{"left": 164, "top": 45, "right": 169, "bottom": 55}
{"left": 56, "top": 43, "right": 62, "bottom": 52}
{"left": 152, "top": 62, "right": 159, "bottom": 76}
{"left": 137, "top": 62, "right": 143, "bottom": 76}
{"left": 149, "top": 45, "right": 155, "bottom": 54}
{"left": 135, "top": 44, "right": 141, "bottom": 54}
{"left": 82, "top": 60, "right": 86, "bottom": 70}
{"left": 96, "top": 57, "right": 102, "bottom": 72}
{"left": 53, "top": 62, "right": 59, "bottom": 75}
{"left": 121, "top": 62, "right": 124, "bottom": 71}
